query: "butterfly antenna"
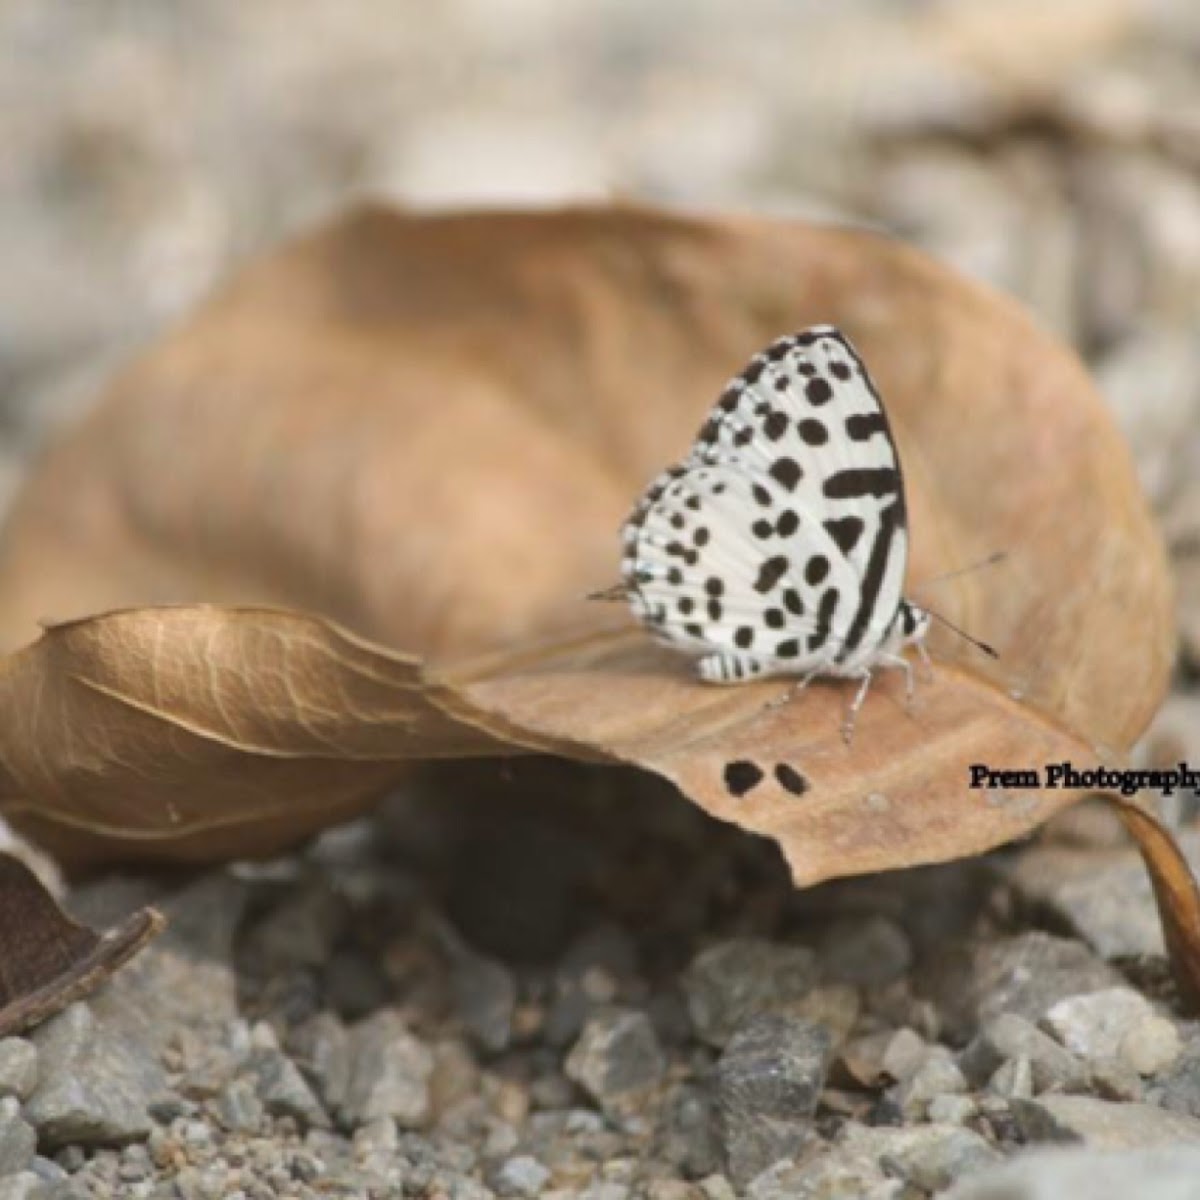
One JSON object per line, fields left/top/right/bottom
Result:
{"left": 925, "top": 607, "right": 999, "bottom": 659}
{"left": 921, "top": 551, "right": 1008, "bottom": 588}
{"left": 587, "top": 583, "right": 628, "bottom": 602}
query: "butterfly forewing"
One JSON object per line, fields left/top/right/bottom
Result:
{"left": 622, "top": 326, "right": 913, "bottom": 680}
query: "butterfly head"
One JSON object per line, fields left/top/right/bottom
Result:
{"left": 897, "top": 601, "right": 930, "bottom": 647}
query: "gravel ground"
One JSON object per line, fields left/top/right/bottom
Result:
{"left": 2, "top": 762, "right": 1200, "bottom": 1199}
{"left": 3, "top": 1, "right": 1200, "bottom": 1197}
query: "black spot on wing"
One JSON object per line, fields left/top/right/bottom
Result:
{"left": 805, "top": 377, "right": 834, "bottom": 406}
{"left": 762, "top": 411, "right": 789, "bottom": 441}
{"left": 735, "top": 626, "right": 754, "bottom": 649}
{"left": 797, "top": 419, "right": 828, "bottom": 446}
{"left": 776, "top": 510, "right": 799, "bottom": 538}
{"left": 752, "top": 484, "right": 773, "bottom": 508}
{"left": 768, "top": 458, "right": 803, "bottom": 492}
{"left": 724, "top": 760, "right": 763, "bottom": 797}
{"left": 805, "top": 555, "right": 830, "bottom": 586}
{"left": 823, "top": 468, "right": 899, "bottom": 500}
{"left": 774, "top": 763, "right": 809, "bottom": 795}
{"left": 824, "top": 516, "right": 865, "bottom": 555}
{"left": 775, "top": 639, "right": 800, "bottom": 658}
{"left": 830, "top": 362, "right": 852, "bottom": 382}
{"left": 753, "top": 555, "right": 790, "bottom": 594}
{"left": 807, "top": 587, "right": 840, "bottom": 652}
{"left": 846, "top": 413, "right": 887, "bottom": 441}
{"left": 764, "top": 608, "right": 785, "bottom": 630}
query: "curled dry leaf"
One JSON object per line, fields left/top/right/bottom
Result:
{"left": 1110, "top": 793, "right": 1200, "bottom": 1010}
{"left": 0, "top": 206, "right": 1175, "bottom": 890}
{"left": 0, "top": 852, "right": 164, "bottom": 1036}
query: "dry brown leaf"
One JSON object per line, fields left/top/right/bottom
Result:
{"left": 0, "top": 205, "right": 1175, "bottom": 888}
{"left": 1111, "top": 794, "right": 1200, "bottom": 1010}
{"left": 431, "top": 626, "right": 1097, "bottom": 886}
{"left": 0, "top": 606, "right": 506, "bottom": 865}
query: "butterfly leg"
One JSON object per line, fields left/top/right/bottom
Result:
{"left": 875, "top": 652, "right": 916, "bottom": 711}
{"left": 764, "top": 668, "right": 821, "bottom": 712}
{"left": 841, "top": 670, "right": 873, "bottom": 745}
{"left": 915, "top": 639, "right": 934, "bottom": 683}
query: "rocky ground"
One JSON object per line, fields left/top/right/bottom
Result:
{"left": 1, "top": 762, "right": 1200, "bottom": 1199}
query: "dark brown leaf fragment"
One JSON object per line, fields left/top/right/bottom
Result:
{"left": 0, "top": 852, "right": 164, "bottom": 1037}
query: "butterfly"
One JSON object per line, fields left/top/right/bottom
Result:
{"left": 618, "top": 325, "right": 934, "bottom": 742}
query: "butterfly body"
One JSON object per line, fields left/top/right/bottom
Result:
{"left": 620, "top": 325, "right": 930, "bottom": 736}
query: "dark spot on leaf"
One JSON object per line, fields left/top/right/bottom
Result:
{"left": 724, "top": 760, "right": 763, "bottom": 797}
{"left": 774, "top": 763, "right": 809, "bottom": 796}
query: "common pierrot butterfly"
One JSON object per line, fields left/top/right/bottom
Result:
{"left": 618, "top": 325, "right": 935, "bottom": 742}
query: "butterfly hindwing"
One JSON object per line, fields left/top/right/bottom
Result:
{"left": 622, "top": 462, "right": 863, "bottom": 672}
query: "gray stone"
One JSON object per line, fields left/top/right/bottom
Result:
{"left": 565, "top": 1009, "right": 665, "bottom": 1114}
{"left": 544, "top": 927, "right": 632, "bottom": 1049}
{"left": 839, "top": 1122, "right": 1002, "bottom": 1193}
{"left": 745, "top": 1156, "right": 901, "bottom": 1200}
{"left": 0, "top": 1042, "right": 37, "bottom": 1102}
{"left": 247, "top": 1046, "right": 329, "bottom": 1127}
{"left": 340, "top": 1010, "right": 434, "bottom": 1130}
{"left": 880, "top": 1027, "right": 927, "bottom": 1083}
{"left": 453, "top": 951, "right": 517, "bottom": 1055}
{"left": 213, "top": 1079, "right": 263, "bottom": 1134}
{"left": 25, "top": 1002, "right": 165, "bottom": 1148}
{"left": 0, "top": 1174, "right": 48, "bottom": 1200}
{"left": 0, "top": 1100, "right": 36, "bottom": 1176}
{"left": 698, "top": 1175, "right": 737, "bottom": 1200}
{"left": 1013, "top": 1095, "right": 1200, "bottom": 1149}
{"left": 290, "top": 1011, "right": 352, "bottom": 1113}
{"left": 1042, "top": 988, "right": 1164, "bottom": 1064}
{"left": 1154, "top": 1037, "right": 1200, "bottom": 1117}
{"left": 944, "top": 1146, "right": 1200, "bottom": 1200}
{"left": 658, "top": 1083, "right": 721, "bottom": 1179}
{"left": 714, "top": 1013, "right": 831, "bottom": 1187}
{"left": 239, "top": 880, "right": 346, "bottom": 972}
{"left": 1006, "top": 831, "right": 1200, "bottom": 961}
{"left": 928, "top": 1094, "right": 979, "bottom": 1125}
{"left": 1120, "top": 1016, "right": 1183, "bottom": 1076}
{"left": 1089, "top": 1056, "right": 1144, "bottom": 1102}
{"left": 85, "top": 871, "right": 248, "bottom": 1053}
{"left": 960, "top": 1014, "right": 1089, "bottom": 1093}
{"left": 988, "top": 1055, "right": 1034, "bottom": 1101}
{"left": 683, "top": 940, "right": 818, "bottom": 1048}
{"left": 928, "top": 933, "right": 1124, "bottom": 1041}
{"left": 897, "top": 1048, "right": 967, "bottom": 1118}
{"left": 494, "top": 1154, "right": 550, "bottom": 1197}
{"left": 818, "top": 915, "right": 913, "bottom": 987}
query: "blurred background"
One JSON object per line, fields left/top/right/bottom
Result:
{"left": 0, "top": 0, "right": 1198, "bottom": 685}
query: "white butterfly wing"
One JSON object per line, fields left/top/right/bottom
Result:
{"left": 622, "top": 461, "right": 862, "bottom": 674}
{"left": 622, "top": 326, "right": 911, "bottom": 677}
